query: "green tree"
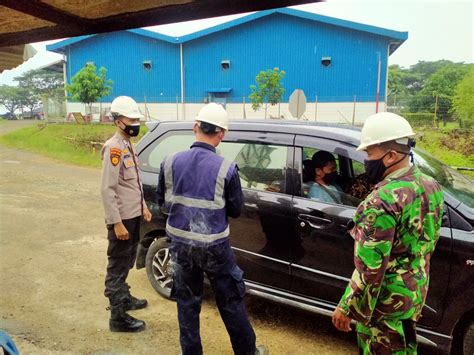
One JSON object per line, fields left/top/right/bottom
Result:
{"left": 0, "top": 85, "right": 22, "bottom": 116}
{"left": 453, "top": 66, "right": 474, "bottom": 128}
{"left": 14, "top": 69, "right": 65, "bottom": 119}
{"left": 249, "top": 68, "right": 285, "bottom": 118}
{"left": 387, "top": 65, "right": 421, "bottom": 108}
{"left": 14, "top": 69, "right": 64, "bottom": 102}
{"left": 410, "top": 60, "right": 454, "bottom": 81}
{"left": 387, "top": 60, "right": 470, "bottom": 115}
{"left": 417, "top": 64, "right": 469, "bottom": 123}
{"left": 17, "top": 87, "right": 41, "bottom": 118}
{"left": 67, "top": 64, "right": 113, "bottom": 115}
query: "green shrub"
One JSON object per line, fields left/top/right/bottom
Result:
{"left": 402, "top": 112, "right": 436, "bottom": 127}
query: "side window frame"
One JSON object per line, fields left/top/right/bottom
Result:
{"left": 223, "top": 131, "right": 295, "bottom": 196}
{"left": 139, "top": 129, "right": 194, "bottom": 173}
{"left": 294, "top": 135, "right": 367, "bottom": 205}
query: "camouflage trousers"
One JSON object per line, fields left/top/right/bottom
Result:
{"left": 356, "top": 318, "right": 417, "bottom": 355}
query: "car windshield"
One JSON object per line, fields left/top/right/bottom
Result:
{"left": 414, "top": 149, "right": 474, "bottom": 207}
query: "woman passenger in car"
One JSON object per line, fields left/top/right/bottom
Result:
{"left": 308, "top": 150, "right": 343, "bottom": 204}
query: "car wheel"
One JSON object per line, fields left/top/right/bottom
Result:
{"left": 145, "top": 237, "right": 173, "bottom": 299}
{"left": 463, "top": 321, "right": 474, "bottom": 355}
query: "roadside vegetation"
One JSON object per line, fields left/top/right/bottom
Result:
{"left": 0, "top": 121, "right": 471, "bottom": 178}
{"left": 0, "top": 123, "right": 147, "bottom": 168}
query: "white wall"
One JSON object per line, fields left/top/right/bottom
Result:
{"left": 65, "top": 101, "right": 385, "bottom": 125}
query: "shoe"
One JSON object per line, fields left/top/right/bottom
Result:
{"left": 109, "top": 304, "right": 146, "bottom": 332}
{"left": 256, "top": 345, "right": 268, "bottom": 355}
{"left": 124, "top": 295, "right": 148, "bottom": 311}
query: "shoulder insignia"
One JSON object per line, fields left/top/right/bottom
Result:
{"left": 110, "top": 148, "right": 122, "bottom": 166}
{"left": 365, "top": 212, "right": 377, "bottom": 226}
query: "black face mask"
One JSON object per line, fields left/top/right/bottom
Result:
{"left": 120, "top": 122, "right": 140, "bottom": 137}
{"left": 364, "top": 151, "right": 407, "bottom": 184}
{"left": 323, "top": 171, "right": 338, "bottom": 185}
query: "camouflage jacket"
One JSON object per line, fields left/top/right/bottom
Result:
{"left": 338, "top": 166, "right": 444, "bottom": 324}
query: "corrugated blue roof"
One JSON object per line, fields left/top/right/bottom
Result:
{"left": 47, "top": 7, "right": 408, "bottom": 54}
{"left": 179, "top": 8, "right": 407, "bottom": 44}
{"left": 47, "top": 28, "right": 178, "bottom": 52}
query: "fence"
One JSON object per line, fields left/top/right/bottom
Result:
{"left": 59, "top": 95, "right": 387, "bottom": 126}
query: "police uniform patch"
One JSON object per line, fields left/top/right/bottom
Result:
{"left": 110, "top": 148, "right": 122, "bottom": 166}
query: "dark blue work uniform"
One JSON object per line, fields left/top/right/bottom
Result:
{"left": 157, "top": 142, "right": 256, "bottom": 355}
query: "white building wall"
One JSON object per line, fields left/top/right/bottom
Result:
{"left": 66, "top": 101, "right": 385, "bottom": 126}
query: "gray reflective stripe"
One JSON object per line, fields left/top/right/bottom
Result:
{"left": 164, "top": 153, "right": 233, "bottom": 210}
{"left": 164, "top": 153, "right": 176, "bottom": 204}
{"left": 166, "top": 222, "right": 229, "bottom": 242}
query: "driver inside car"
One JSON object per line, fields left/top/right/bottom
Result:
{"left": 308, "top": 150, "right": 343, "bottom": 204}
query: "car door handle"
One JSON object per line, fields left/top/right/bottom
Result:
{"left": 298, "top": 214, "right": 334, "bottom": 230}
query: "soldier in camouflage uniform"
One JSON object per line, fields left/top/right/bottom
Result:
{"left": 332, "top": 112, "right": 444, "bottom": 355}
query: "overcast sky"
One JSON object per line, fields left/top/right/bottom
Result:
{"left": 0, "top": 0, "right": 472, "bottom": 86}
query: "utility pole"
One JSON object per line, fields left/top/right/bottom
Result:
{"left": 314, "top": 95, "right": 318, "bottom": 121}
{"left": 375, "top": 52, "right": 381, "bottom": 113}
{"left": 176, "top": 95, "right": 179, "bottom": 121}
{"left": 433, "top": 93, "right": 439, "bottom": 128}
{"left": 352, "top": 95, "right": 357, "bottom": 126}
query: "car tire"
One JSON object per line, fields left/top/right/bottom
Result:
{"left": 145, "top": 237, "right": 173, "bottom": 299}
{"left": 463, "top": 321, "right": 474, "bottom": 355}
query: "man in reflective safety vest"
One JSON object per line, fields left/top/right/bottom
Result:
{"left": 157, "top": 103, "right": 267, "bottom": 355}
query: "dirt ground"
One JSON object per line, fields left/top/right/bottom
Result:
{"left": 0, "top": 120, "right": 357, "bottom": 354}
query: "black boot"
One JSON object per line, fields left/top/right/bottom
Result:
{"left": 109, "top": 304, "right": 146, "bottom": 332}
{"left": 124, "top": 295, "right": 148, "bottom": 311}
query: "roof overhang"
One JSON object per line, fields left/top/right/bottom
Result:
{"left": 0, "top": 0, "right": 318, "bottom": 73}
{"left": 206, "top": 88, "right": 232, "bottom": 93}
{"left": 0, "top": 44, "right": 37, "bottom": 72}
{"left": 0, "top": 0, "right": 318, "bottom": 47}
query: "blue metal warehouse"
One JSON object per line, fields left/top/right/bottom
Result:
{"left": 47, "top": 7, "right": 407, "bottom": 121}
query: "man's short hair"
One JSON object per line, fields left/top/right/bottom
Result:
{"left": 110, "top": 112, "right": 123, "bottom": 121}
{"left": 312, "top": 150, "right": 336, "bottom": 169}
{"left": 198, "top": 121, "right": 222, "bottom": 134}
{"left": 379, "top": 140, "right": 411, "bottom": 154}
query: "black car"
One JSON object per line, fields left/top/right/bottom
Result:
{"left": 135, "top": 120, "right": 473, "bottom": 354}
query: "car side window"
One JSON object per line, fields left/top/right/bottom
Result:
{"left": 140, "top": 131, "right": 194, "bottom": 173}
{"left": 301, "top": 147, "right": 369, "bottom": 207}
{"left": 218, "top": 142, "right": 289, "bottom": 195}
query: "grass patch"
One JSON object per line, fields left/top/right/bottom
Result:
{"left": 0, "top": 123, "right": 148, "bottom": 168}
{"left": 415, "top": 124, "right": 474, "bottom": 179}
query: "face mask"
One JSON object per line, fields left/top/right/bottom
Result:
{"left": 323, "top": 171, "right": 338, "bottom": 185}
{"left": 120, "top": 122, "right": 140, "bottom": 137}
{"left": 364, "top": 151, "right": 407, "bottom": 184}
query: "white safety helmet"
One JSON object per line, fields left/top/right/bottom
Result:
{"left": 110, "top": 96, "right": 143, "bottom": 119}
{"left": 196, "top": 103, "right": 229, "bottom": 131}
{"left": 357, "top": 112, "right": 415, "bottom": 151}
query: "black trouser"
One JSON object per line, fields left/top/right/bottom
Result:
{"left": 104, "top": 216, "right": 141, "bottom": 306}
{"left": 171, "top": 240, "right": 256, "bottom": 355}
